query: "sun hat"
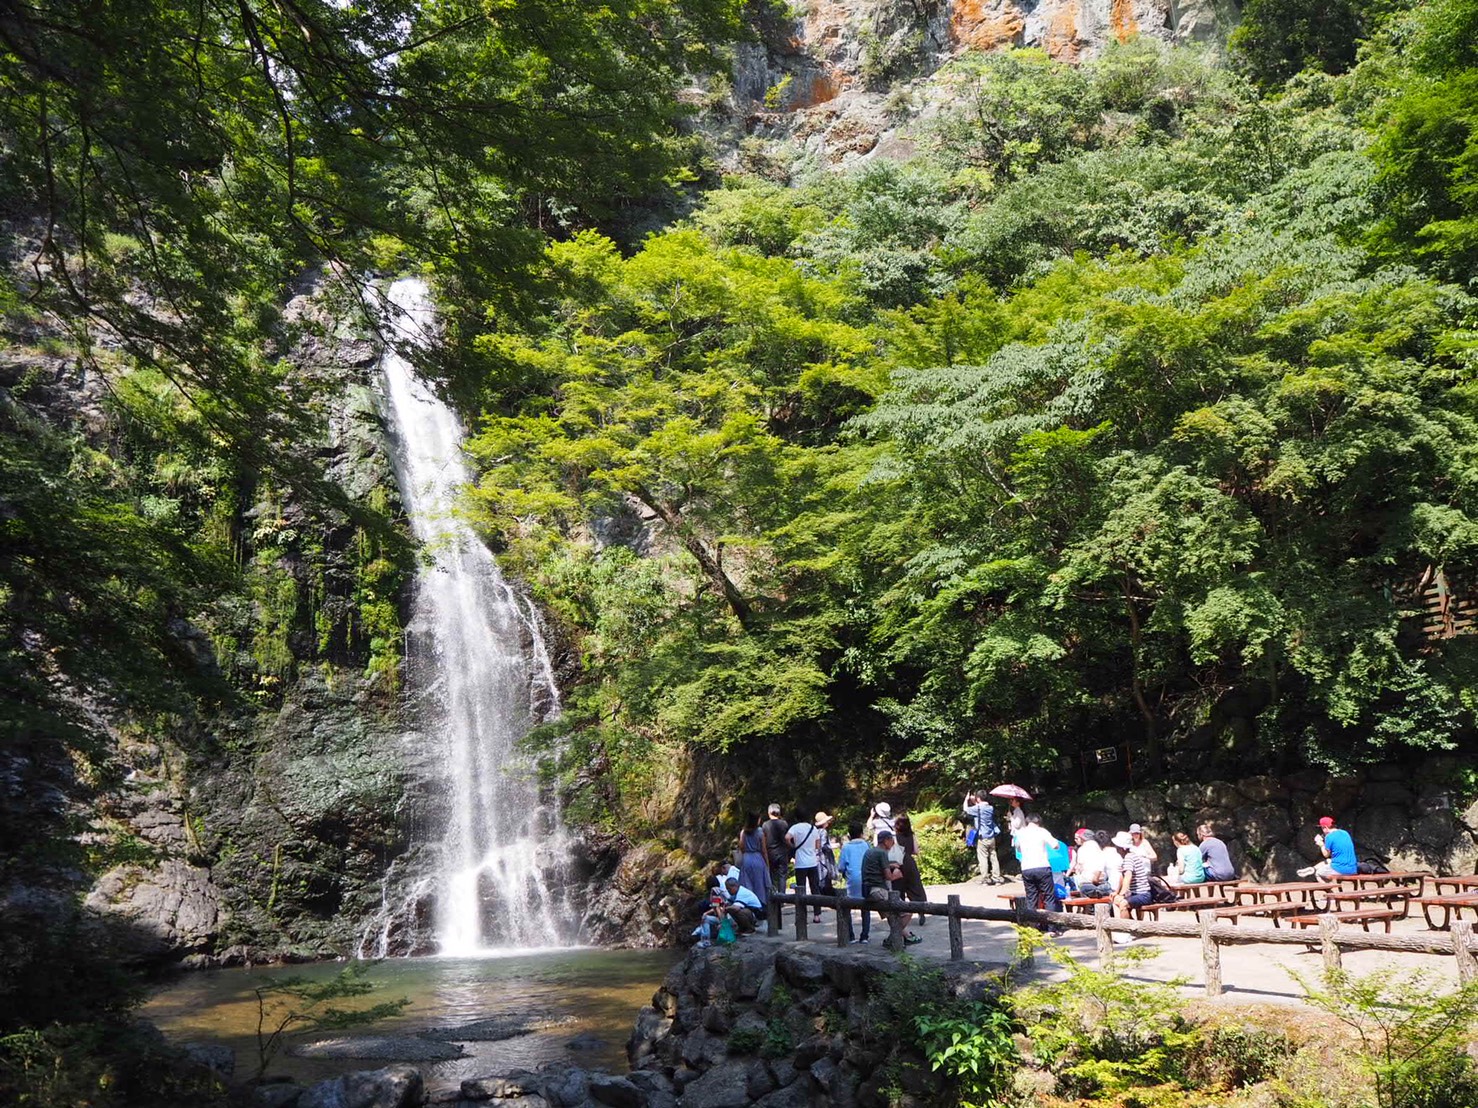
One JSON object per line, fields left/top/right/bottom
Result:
{"left": 814, "top": 811, "right": 834, "bottom": 827}
{"left": 1318, "top": 816, "right": 1335, "bottom": 828}
{"left": 1111, "top": 831, "right": 1134, "bottom": 850}
{"left": 1128, "top": 823, "right": 1143, "bottom": 835}
{"left": 875, "top": 802, "right": 891, "bottom": 818}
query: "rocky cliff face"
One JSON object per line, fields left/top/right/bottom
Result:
{"left": 701, "top": 0, "right": 1236, "bottom": 173}
{"left": 9, "top": 280, "right": 436, "bottom": 969}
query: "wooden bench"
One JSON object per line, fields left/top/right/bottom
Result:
{"left": 1135, "top": 898, "right": 1230, "bottom": 919}
{"left": 1062, "top": 896, "right": 1113, "bottom": 914}
{"left": 1213, "top": 902, "right": 1308, "bottom": 927}
{"left": 1413, "top": 895, "right": 1478, "bottom": 930}
{"left": 1325, "top": 888, "right": 1412, "bottom": 919}
{"left": 1287, "top": 909, "right": 1402, "bottom": 934}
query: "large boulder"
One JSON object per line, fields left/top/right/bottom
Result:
{"left": 297, "top": 1064, "right": 422, "bottom": 1108}
{"left": 680, "top": 1058, "right": 752, "bottom": 1108}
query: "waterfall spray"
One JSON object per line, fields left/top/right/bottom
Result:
{"left": 378, "top": 276, "right": 573, "bottom": 954}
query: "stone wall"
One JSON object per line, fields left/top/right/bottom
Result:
{"left": 1040, "top": 755, "right": 1478, "bottom": 881}
{"left": 624, "top": 941, "right": 1004, "bottom": 1108}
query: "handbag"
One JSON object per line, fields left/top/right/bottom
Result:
{"left": 966, "top": 827, "right": 979, "bottom": 847}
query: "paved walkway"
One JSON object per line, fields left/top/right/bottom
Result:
{"left": 775, "top": 875, "right": 1463, "bottom": 1006}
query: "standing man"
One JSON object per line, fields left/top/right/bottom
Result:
{"left": 962, "top": 791, "right": 1003, "bottom": 885}
{"left": 862, "top": 829, "right": 916, "bottom": 952}
{"left": 1015, "top": 815, "right": 1063, "bottom": 915}
{"left": 1314, "top": 815, "right": 1358, "bottom": 881}
{"left": 838, "top": 821, "right": 870, "bottom": 944}
{"left": 763, "top": 804, "right": 790, "bottom": 914}
{"left": 1196, "top": 822, "right": 1236, "bottom": 882}
{"left": 786, "top": 812, "right": 827, "bottom": 924}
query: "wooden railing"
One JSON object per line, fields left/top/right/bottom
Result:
{"left": 767, "top": 892, "right": 1478, "bottom": 997}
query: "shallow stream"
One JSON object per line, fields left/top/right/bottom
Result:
{"left": 142, "top": 948, "right": 678, "bottom": 1093}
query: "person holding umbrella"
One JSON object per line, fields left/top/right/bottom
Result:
{"left": 989, "top": 783, "right": 1031, "bottom": 840}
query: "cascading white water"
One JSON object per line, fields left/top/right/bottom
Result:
{"left": 377, "top": 276, "right": 572, "bottom": 955}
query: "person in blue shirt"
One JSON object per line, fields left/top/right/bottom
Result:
{"left": 693, "top": 878, "right": 763, "bottom": 946}
{"left": 1314, "top": 816, "right": 1358, "bottom": 879}
{"left": 837, "top": 822, "right": 871, "bottom": 943}
{"left": 962, "top": 790, "right": 1003, "bottom": 885}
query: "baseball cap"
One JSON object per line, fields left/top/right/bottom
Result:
{"left": 1318, "top": 816, "right": 1335, "bottom": 828}
{"left": 1129, "top": 823, "right": 1143, "bottom": 835}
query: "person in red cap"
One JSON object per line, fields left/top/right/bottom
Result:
{"left": 1070, "top": 827, "right": 1111, "bottom": 897}
{"left": 1314, "top": 815, "right": 1358, "bottom": 880}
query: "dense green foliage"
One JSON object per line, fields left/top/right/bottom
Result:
{"left": 463, "top": 17, "right": 1478, "bottom": 823}
{"left": 0, "top": 0, "right": 744, "bottom": 1043}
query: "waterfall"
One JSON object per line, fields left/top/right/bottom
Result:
{"left": 377, "top": 276, "right": 573, "bottom": 955}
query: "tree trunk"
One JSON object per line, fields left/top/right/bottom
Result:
{"left": 636, "top": 489, "right": 756, "bottom": 631}
{"left": 1122, "top": 574, "right": 1162, "bottom": 771}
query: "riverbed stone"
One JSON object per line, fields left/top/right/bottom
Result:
{"left": 753, "top": 1080, "right": 810, "bottom": 1108}
{"left": 679, "top": 1058, "right": 752, "bottom": 1108}
{"left": 292, "top": 1035, "right": 463, "bottom": 1062}
{"left": 540, "top": 1064, "right": 590, "bottom": 1107}
{"left": 254, "top": 1083, "right": 305, "bottom": 1108}
{"left": 180, "top": 1041, "right": 235, "bottom": 1076}
{"left": 680, "top": 1027, "right": 728, "bottom": 1070}
{"left": 298, "top": 1064, "right": 423, "bottom": 1108}
{"left": 460, "top": 1071, "right": 539, "bottom": 1100}
{"left": 587, "top": 1072, "right": 641, "bottom": 1108}
{"left": 627, "top": 1005, "right": 670, "bottom": 1068}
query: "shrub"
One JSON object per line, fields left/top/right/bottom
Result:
{"left": 1296, "top": 968, "right": 1478, "bottom": 1108}
{"left": 911, "top": 806, "right": 974, "bottom": 885}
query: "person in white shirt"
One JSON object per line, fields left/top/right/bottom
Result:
{"left": 1128, "top": 823, "right": 1159, "bottom": 867}
{"left": 1071, "top": 828, "right": 1111, "bottom": 897}
{"left": 1097, "top": 830, "right": 1122, "bottom": 896}
{"left": 1015, "top": 815, "right": 1062, "bottom": 914}
{"left": 786, "top": 812, "right": 829, "bottom": 923}
{"left": 868, "top": 802, "right": 896, "bottom": 845}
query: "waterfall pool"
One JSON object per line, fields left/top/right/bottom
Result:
{"left": 142, "top": 947, "right": 678, "bottom": 1092}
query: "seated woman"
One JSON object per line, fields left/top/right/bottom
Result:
{"left": 1166, "top": 831, "right": 1206, "bottom": 886}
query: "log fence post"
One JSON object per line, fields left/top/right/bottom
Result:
{"left": 794, "top": 896, "right": 808, "bottom": 941}
{"left": 947, "top": 894, "right": 964, "bottom": 960}
{"left": 1094, "top": 903, "right": 1113, "bottom": 965}
{"left": 1198, "top": 909, "right": 1222, "bottom": 997}
{"left": 835, "top": 893, "right": 848, "bottom": 948}
{"left": 1319, "top": 915, "right": 1342, "bottom": 973}
{"left": 767, "top": 896, "right": 780, "bottom": 937}
{"left": 1454, "top": 919, "right": 1477, "bottom": 984}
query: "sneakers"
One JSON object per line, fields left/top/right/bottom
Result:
{"left": 904, "top": 933, "right": 923, "bottom": 945}
{"left": 697, "top": 940, "right": 712, "bottom": 949}
{"left": 857, "top": 937, "right": 870, "bottom": 944}
{"left": 1296, "top": 866, "right": 1318, "bottom": 878}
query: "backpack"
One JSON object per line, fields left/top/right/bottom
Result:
{"left": 1358, "top": 858, "right": 1390, "bottom": 875}
{"left": 1148, "top": 876, "right": 1178, "bottom": 904}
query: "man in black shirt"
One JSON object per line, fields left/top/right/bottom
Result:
{"left": 862, "top": 830, "right": 914, "bottom": 952}
{"left": 763, "top": 804, "right": 790, "bottom": 914}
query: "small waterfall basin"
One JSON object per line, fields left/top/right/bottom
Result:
{"left": 142, "top": 948, "right": 678, "bottom": 1093}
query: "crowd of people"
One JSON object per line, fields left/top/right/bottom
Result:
{"left": 694, "top": 793, "right": 1363, "bottom": 952}
{"left": 697, "top": 802, "right": 933, "bottom": 952}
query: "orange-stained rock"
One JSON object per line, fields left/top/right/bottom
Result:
{"left": 950, "top": 0, "right": 1027, "bottom": 52}
{"left": 1041, "top": 0, "right": 1090, "bottom": 62}
{"left": 790, "top": 70, "right": 847, "bottom": 110}
{"left": 1111, "top": 0, "right": 1139, "bottom": 42}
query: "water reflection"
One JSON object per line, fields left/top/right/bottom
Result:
{"left": 142, "top": 948, "right": 678, "bottom": 1091}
